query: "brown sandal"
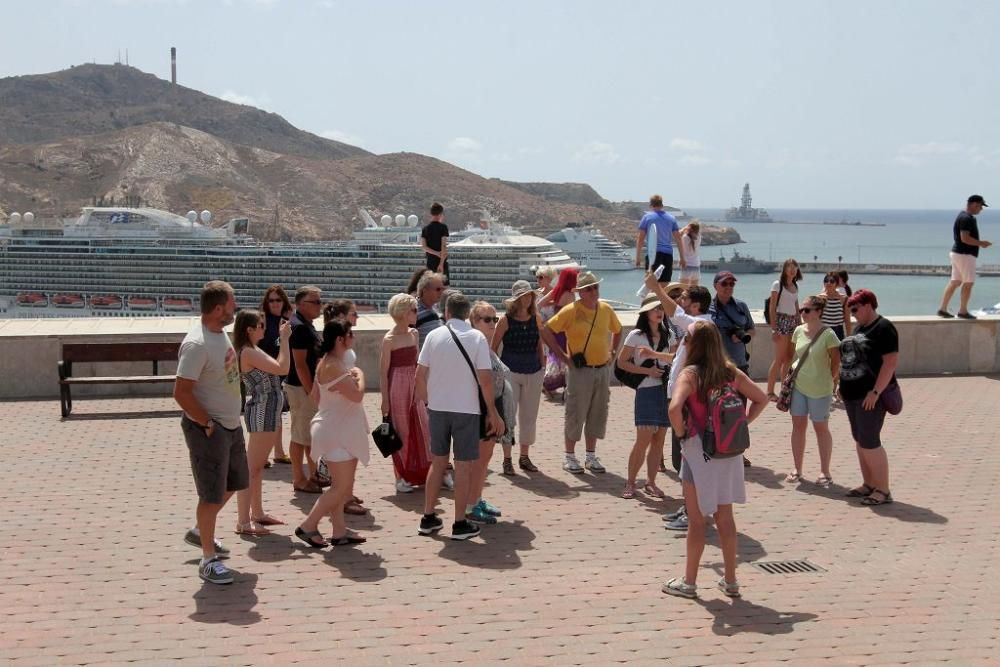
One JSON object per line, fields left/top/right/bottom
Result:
{"left": 294, "top": 480, "right": 323, "bottom": 494}
{"left": 344, "top": 502, "right": 368, "bottom": 515}
{"left": 235, "top": 521, "right": 271, "bottom": 537}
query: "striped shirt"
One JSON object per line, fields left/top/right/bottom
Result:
{"left": 821, "top": 294, "right": 846, "bottom": 328}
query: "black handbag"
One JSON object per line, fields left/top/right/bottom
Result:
{"left": 447, "top": 324, "right": 490, "bottom": 439}
{"left": 371, "top": 416, "right": 403, "bottom": 457}
{"left": 615, "top": 324, "right": 669, "bottom": 389}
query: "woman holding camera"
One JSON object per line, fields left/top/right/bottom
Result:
{"left": 785, "top": 294, "right": 841, "bottom": 486}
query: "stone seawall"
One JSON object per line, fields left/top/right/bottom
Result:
{"left": 0, "top": 313, "right": 995, "bottom": 400}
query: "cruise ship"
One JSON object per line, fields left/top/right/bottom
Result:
{"left": 546, "top": 224, "right": 633, "bottom": 271}
{"left": 0, "top": 207, "right": 579, "bottom": 318}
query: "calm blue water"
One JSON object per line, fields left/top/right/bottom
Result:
{"left": 598, "top": 208, "right": 1000, "bottom": 316}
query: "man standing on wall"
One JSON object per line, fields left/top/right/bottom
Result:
{"left": 636, "top": 194, "right": 686, "bottom": 282}
{"left": 938, "top": 194, "right": 991, "bottom": 319}
{"left": 421, "top": 202, "right": 450, "bottom": 281}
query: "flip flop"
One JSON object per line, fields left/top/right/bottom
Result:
{"left": 252, "top": 514, "right": 286, "bottom": 526}
{"left": 235, "top": 521, "right": 271, "bottom": 537}
{"left": 643, "top": 483, "right": 666, "bottom": 499}
{"left": 815, "top": 476, "right": 833, "bottom": 487}
{"left": 329, "top": 533, "right": 367, "bottom": 546}
{"left": 294, "top": 527, "right": 328, "bottom": 549}
{"left": 273, "top": 455, "right": 293, "bottom": 464}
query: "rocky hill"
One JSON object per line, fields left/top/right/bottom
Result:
{"left": 0, "top": 64, "right": 741, "bottom": 246}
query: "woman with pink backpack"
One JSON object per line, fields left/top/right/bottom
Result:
{"left": 663, "top": 320, "right": 767, "bottom": 600}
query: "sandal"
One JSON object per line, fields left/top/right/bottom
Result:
{"left": 658, "top": 458, "right": 668, "bottom": 473}
{"left": 273, "top": 455, "right": 292, "bottom": 464}
{"left": 662, "top": 577, "right": 698, "bottom": 599}
{"left": 344, "top": 502, "right": 368, "bottom": 516}
{"left": 329, "top": 532, "right": 367, "bottom": 546}
{"left": 643, "top": 483, "right": 666, "bottom": 499}
{"left": 518, "top": 455, "right": 539, "bottom": 472}
{"left": 767, "top": 392, "right": 778, "bottom": 403}
{"left": 294, "top": 480, "right": 323, "bottom": 494}
{"left": 815, "top": 475, "right": 833, "bottom": 487}
{"left": 861, "top": 489, "right": 893, "bottom": 506}
{"left": 785, "top": 471, "right": 803, "bottom": 483}
{"left": 621, "top": 484, "right": 636, "bottom": 499}
{"left": 235, "top": 521, "right": 271, "bottom": 537}
{"left": 845, "top": 484, "right": 875, "bottom": 498}
{"left": 502, "top": 458, "right": 515, "bottom": 476}
{"left": 351, "top": 495, "right": 364, "bottom": 505}
{"left": 310, "top": 473, "right": 331, "bottom": 489}
{"left": 252, "top": 514, "right": 285, "bottom": 526}
{"left": 294, "top": 526, "right": 328, "bottom": 549}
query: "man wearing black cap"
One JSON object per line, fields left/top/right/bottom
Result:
{"left": 939, "top": 195, "right": 991, "bottom": 319}
{"left": 709, "top": 271, "right": 756, "bottom": 374}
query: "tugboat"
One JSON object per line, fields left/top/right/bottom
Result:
{"left": 716, "top": 251, "right": 774, "bottom": 274}
{"left": 724, "top": 183, "right": 773, "bottom": 223}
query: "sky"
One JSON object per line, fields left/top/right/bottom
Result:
{"left": 1, "top": 0, "right": 998, "bottom": 209}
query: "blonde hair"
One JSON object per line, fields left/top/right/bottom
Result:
{"left": 388, "top": 293, "right": 417, "bottom": 320}
{"left": 806, "top": 294, "right": 828, "bottom": 310}
{"left": 536, "top": 266, "right": 558, "bottom": 281}
{"left": 470, "top": 300, "right": 495, "bottom": 322}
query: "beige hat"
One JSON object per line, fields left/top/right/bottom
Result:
{"left": 638, "top": 293, "right": 664, "bottom": 313}
{"left": 504, "top": 280, "right": 535, "bottom": 306}
{"left": 664, "top": 281, "right": 685, "bottom": 296}
{"left": 574, "top": 271, "right": 603, "bottom": 291}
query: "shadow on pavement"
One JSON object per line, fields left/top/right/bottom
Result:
{"left": 696, "top": 597, "right": 817, "bottom": 636}
{"left": 434, "top": 519, "right": 536, "bottom": 570}
{"left": 743, "top": 463, "right": 786, "bottom": 490}
{"left": 797, "top": 484, "right": 949, "bottom": 523}
{"left": 190, "top": 572, "right": 261, "bottom": 625}
{"left": 322, "top": 549, "right": 388, "bottom": 581}
{"left": 503, "top": 471, "right": 581, "bottom": 500}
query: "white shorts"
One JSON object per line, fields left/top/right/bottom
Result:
{"left": 680, "top": 266, "right": 701, "bottom": 283}
{"left": 950, "top": 252, "right": 977, "bottom": 283}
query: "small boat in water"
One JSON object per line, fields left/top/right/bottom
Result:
{"left": 716, "top": 251, "right": 774, "bottom": 274}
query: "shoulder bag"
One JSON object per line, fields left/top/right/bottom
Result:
{"left": 776, "top": 326, "right": 828, "bottom": 412}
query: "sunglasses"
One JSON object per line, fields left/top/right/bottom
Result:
{"left": 718, "top": 281, "right": 735, "bottom": 288}
{"left": 300, "top": 299, "right": 321, "bottom": 305}
{"left": 799, "top": 307, "right": 815, "bottom": 314}
{"left": 267, "top": 298, "right": 284, "bottom": 303}
{"left": 478, "top": 316, "right": 500, "bottom": 324}
{"left": 823, "top": 277, "right": 837, "bottom": 284}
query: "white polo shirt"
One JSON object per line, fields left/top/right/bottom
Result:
{"left": 418, "top": 318, "right": 492, "bottom": 414}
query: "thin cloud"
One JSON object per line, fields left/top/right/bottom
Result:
{"left": 893, "top": 141, "right": 973, "bottom": 167}
{"left": 448, "top": 137, "right": 483, "bottom": 153}
{"left": 219, "top": 90, "right": 270, "bottom": 109}
{"left": 669, "top": 137, "right": 706, "bottom": 153}
{"left": 572, "top": 141, "right": 620, "bottom": 165}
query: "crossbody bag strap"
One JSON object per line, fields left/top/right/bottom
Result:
{"left": 573, "top": 304, "right": 600, "bottom": 356}
{"left": 789, "top": 326, "right": 828, "bottom": 383}
{"left": 446, "top": 324, "right": 486, "bottom": 399}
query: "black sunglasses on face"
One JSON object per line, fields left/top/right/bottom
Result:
{"left": 799, "top": 307, "right": 815, "bottom": 314}
{"left": 478, "top": 316, "right": 500, "bottom": 324}
{"left": 267, "top": 298, "right": 284, "bottom": 303}
{"left": 823, "top": 277, "right": 837, "bottom": 284}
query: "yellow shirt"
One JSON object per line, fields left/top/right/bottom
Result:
{"left": 547, "top": 301, "right": 622, "bottom": 366}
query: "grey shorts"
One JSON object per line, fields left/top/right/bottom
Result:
{"left": 428, "top": 409, "right": 481, "bottom": 462}
{"left": 182, "top": 416, "right": 249, "bottom": 504}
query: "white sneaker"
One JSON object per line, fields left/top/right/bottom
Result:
{"left": 442, "top": 471, "right": 455, "bottom": 490}
{"left": 584, "top": 456, "right": 606, "bottom": 473}
{"left": 563, "top": 456, "right": 584, "bottom": 474}
{"left": 396, "top": 478, "right": 415, "bottom": 494}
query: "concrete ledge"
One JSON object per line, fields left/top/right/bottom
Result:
{"left": 0, "top": 312, "right": 995, "bottom": 400}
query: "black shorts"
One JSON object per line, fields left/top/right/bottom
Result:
{"left": 843, "top": 399, "right": 887, "bottom": 449}
{"left": 644, "top": 251, "right": 674, "bottom": 283}
{"left": 182, "top": 416, "right": 249, "bottom": 504}
{"left": 425, "top": 254, "right": 450, "bottom": 278}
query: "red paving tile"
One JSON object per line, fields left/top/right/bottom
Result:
{"left": 1, "top": 375, "right": 999, "bottom": 665}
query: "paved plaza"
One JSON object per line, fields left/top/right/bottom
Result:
{"left": 1, "top": 375, "right": 998, "bottom": 665}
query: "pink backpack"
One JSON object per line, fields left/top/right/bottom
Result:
{"left": 690, "top": 381, "right": 750, "bottom": 460}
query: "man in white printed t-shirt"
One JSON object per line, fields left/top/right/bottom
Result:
{"left": 416, "top": 291, "right": 504, "bottom": 541}
{"left": 173, "top": 280, "right": 246, "bottom": 585}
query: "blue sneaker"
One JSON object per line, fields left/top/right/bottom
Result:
{"left": 664, "top": 512, "right": 689, "bottom": 532}
{"left": 466, "top": 506, "right": 498, "bottom": 525}
{"left": 476, "top": 499, "right": 501, "bottom": 517}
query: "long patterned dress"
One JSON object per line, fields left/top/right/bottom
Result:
{"left": 387, "top": 345, "right": 432, "bottom": 486}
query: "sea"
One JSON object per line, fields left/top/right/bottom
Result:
{"left": 598, "top": 208, "right": 1000, "bottom": 316}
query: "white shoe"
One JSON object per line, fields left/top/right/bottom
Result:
{"left": 396, "top": 478, "right": 415, "bottom": 493}
{"left": 442, "top": 471, "right": 455, "bottom": 491}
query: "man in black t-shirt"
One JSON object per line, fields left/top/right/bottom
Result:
{"left": 420, "top": 202, "right": 450, "bottom": 279}
{"left": 285, "top": 286, "right": 323, "bottom": 493}
{"left": 939, "top": 194, "right": 991, "bottom": 319}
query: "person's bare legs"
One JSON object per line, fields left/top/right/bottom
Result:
{"left": 626, "top": 430, "right": 654, "bottom": 487}
{"left": 714, "top": 504, "right": 738, "bottom": 584}
{"left": 958, "top": 282, "right": 975, "bottom": 315}
{"left": 196, "top": 491, "right": 234, "bottom": 560}
{"left": 290, "top": 441, "right": 308, "bottom": 487}
{"left": 469, "top": 440, "right": 495, "bottom": 508}
{"left": 236, "top": 433, "right": 275, "bottom": 525}
{"left": 300, "top": 458, "right": 357, "bottom": 537}
{"left": 272, "top": 420, "right": 287, "bottom": 461}
{"left": 584, "top": 435, "right": 598, "bottom": 456}
{"left": 939, "top": 279, "right": 961, "bottom": 313}
{"left": 855, "top": 442, "right": 874, "bottom": 488}
{"left": 859, "top": 446, "right": 890, "bottom": 493}
{"left": 682, "top": 481, "right": 706, "bottom": 585}
{"left": 645, "top": 428, "right": 667, "bottom": 487}
{"left": 452, "top": 459, "right": 477, "bottom": 524}
{"left": 813, "top": 420, "right": 833, "bottom": 479}
{"left": 423, "top": 455, "right": 448, "bottom": 516}
{"left": 767, "top": 333, "right": 792, "bottom": 395}
{"left": 790, "top": 415, "right": 808, "bottom": 477}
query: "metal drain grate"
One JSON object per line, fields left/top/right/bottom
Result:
{"left": 752, "top": 560, "right": 825, "bottom": 575}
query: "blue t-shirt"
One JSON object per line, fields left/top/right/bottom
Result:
{"left": 638, "top": 210, "right": 680, "bottom": 253}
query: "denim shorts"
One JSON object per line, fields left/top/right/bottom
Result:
{"left": 634, "top": 384, "right": 669, "bottom": 428}
{"left": 789, "top": 389, "right": 832, "bottom": 422}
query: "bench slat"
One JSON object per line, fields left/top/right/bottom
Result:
{"left": 62, "top": 342, "right": 180, "bottom": 364}
{"left": 61, "top": 376, "right": 176, "bottom": 385}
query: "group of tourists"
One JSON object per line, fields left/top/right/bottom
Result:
{"left": 174, "top": 197, "right": 903, "bottom": 599}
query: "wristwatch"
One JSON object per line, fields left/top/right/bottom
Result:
{"left": 870, "top": 388, "right": 880, "bottom": 396}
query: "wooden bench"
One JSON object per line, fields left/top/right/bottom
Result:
{"left": 58, "top": 342, "right": 180, "bottom": 417}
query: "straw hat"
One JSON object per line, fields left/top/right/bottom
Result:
{"left": 504, "top": 280, "right": 535, "bottom": 306}
{"left": 574, "top": 271, "right": 603, "bottom": 290}
{"left": 638, "top": 293, "right": 664, "bottom": 313}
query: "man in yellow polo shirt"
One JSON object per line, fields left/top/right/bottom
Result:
{"left": 541, "top": 271, "right": 623, "bottom": 474}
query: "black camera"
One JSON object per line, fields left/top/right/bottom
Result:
{"left": 730, "top": 328, "right": 752, "bottom": 345}
{"left": 570, "top": 352, "right": 588, "bottom": 369}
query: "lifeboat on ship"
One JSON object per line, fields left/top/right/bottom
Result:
{"left": 52, "top": 294, "right": 87, "bottom": 308}
{"left": 162, "top": 297, "right": 194, "bottom": 311}
{"left": 16, "top": 292, "right": 48, "bottom": 307}
{"left": 128, "top": 296, "right": 159, "bottom": 310}
{"left": 90, "top": 295, "right": 124, "bottom": 310}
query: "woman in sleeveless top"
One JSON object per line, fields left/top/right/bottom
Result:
{"left": 820, "top": 272, "right": 850, "bottom": 340}
{"left": 259, "top": 285, "right": 293, "bottom": 464}
{"left": 679, "top": 222, "right": 702, "bottom": 286}
{"left": 492, "top": 280, "right": 545, "bottom": 475}
{"left": 233, "top": 310, "right": 291, "bottom": 536}
{"left": 295, "top": 320, "right": 371, "bottom": 548}
{"left": 535, "top": 266, "right": 558, "bottom": 321}
{"left": 664, "top": 320, "right": 767, "bottom": 600}
{"left": 766, "top": 259, "right": 802, "bottom": 401}
{"left": 538, "top": 268, "right": 577, "bottom": 398}
{"left": 380, "top": 293, "right": 432, "bottom": 494}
